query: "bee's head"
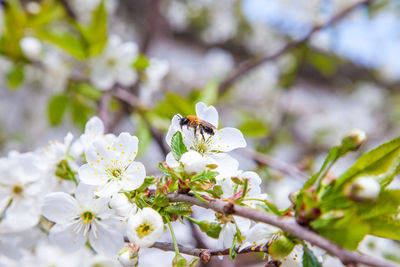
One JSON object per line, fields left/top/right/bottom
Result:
{"left": 179, "top": 117, "right": 190, "bottom": 128}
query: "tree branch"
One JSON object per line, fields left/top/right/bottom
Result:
{"left": 218, "top": 0, "right": 374, "bottom": 94}
{"left": 242, "top": 148, "right": 308, "bottom": 181}
{"left": 151, "top": 241, "right": 267, "bottom": 264}
{"left": 167, "top": 193, "right": 399, "bottom": 267}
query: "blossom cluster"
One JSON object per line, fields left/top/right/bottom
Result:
{"left": 0, "top": 102, "right": 312, "bottom": 267}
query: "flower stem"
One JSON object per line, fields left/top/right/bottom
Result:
{"left": 165, "top": 216, "right": 179, "bottom": 255}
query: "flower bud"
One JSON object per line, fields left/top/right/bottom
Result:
{"left": 344, "top": 176, "right": 380, "bottom": 202}
{"left": 342, "top": 129, "right": 367, "bottom": 151}
{"left": 20, "top": 37, "right": 42, "bottom": 60}
{"left": 172, "top": 254, "right": 187, "bottom": 267}
{"left": 268, "top": 234, "right": 295, "bottom": 260}
{"left": 180, "top": 151, "right": 208, "bottom": 174}
{"left": 110, "top": 193, "right": 136, "bottom": 217}
{"left": 118, "top": 245, "right": 139, "bottom": 267}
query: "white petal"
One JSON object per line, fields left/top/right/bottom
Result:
{"left": 49, "top": 222, "right": 86, "bottom": 252}
{"left": 195, "top": 102, "right": 219, "bottom": 128}
{"left": 74, "top": 183, "right": 97, "bottom": 205}
{"left": 94, "top": 181, "right": 123, "bottom": 197}
{"left": 0, "top": 198, "right": 41, "bottom": 232}
{"left": 78, "top": 164, "right": 107, "bottom": 186}
{"left": 124, "top": 162, "right": 146, "bottom": 191}
{"left": 116, "top": 66, "right": 137, "bottom": 87}
{"left": 211, "top": 127, "right": 246, "bottom": 152}
{"left": 85, "top": 116, "right": 105, "bottom": 135}
{"left": 165, "top": 152, "right": 179, "bottom": 168}
{"left": 165, "top": 115, "right": 182, "bottom": 147}
{"left": 211, "top": 154, "right": 239, "bottom": 180}
{"left": 113, "top": 133, "right": 138, "bottom": 164}
{"left": 85, "top": 139, "right": 114, "bottom": 165}
{"left": 42, "top": 192, "right": 78, "bottom": 224}
{"left": 180, "top": 151, "right": 208, "bottom": 173}
{"left": 89, "top": 220, "right": 124, "bottom": 257}
{"left": 91, "top": 66, "right": 115, "bottom": 91}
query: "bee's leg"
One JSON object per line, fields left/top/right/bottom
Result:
{"left": 193, "top": 126, "right": 197, "bottom": 138}
{"left": 200, "top": 126, "right": 206, "bottom": 140}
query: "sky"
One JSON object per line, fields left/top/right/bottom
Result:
{"left": 242, "top": 0, "right": 400, "bottom": 79}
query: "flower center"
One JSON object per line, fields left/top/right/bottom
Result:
{"left": 136, "top": 222, "right": 154, "bottom": 238}
{"left": 12, "top": 185, "right": 23, "bottom": 196}
{"left": 107, "top": 57, "right": 117, "bottom": 67}
{"left": 191, "top": 136, "right": 213, "bottom": 155}
{"left": 107, "top": 166, "right": 125, "bottom": 181}
{"left": 81, "top": 211, "right": 94, "bottom": 224}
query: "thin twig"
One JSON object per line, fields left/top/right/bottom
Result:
{"left": 151, "top": 241, "right": 267, "bottom": 264}
{"left": 218, "top": 0, "right": 374, "bottom": 94}
{"left": 58, "top": 0, "right": 77, "bottom": 20}
{"left": 98, "top": 91, "right": 112, "bottom": 132}
{"left": 113, "top": 87, "right": 169, "bottom": 156}
{"left": 242, "top": 148, "right": 308, "bottom": 181}
{"left": 167, "top": 193, "right": 399, "bottom": 267}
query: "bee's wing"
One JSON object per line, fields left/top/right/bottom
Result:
{"left": 200, "top": 120, "right": 217, "bottom": 129}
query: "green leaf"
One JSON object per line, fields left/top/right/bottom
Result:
{"left": 76, "top": 83, "right": 102, "bottom": 100}
{"left": 36, "top": 30, "right": 86, "bottom": 59}
{"left": 192, "top": 171, "right": 218, "bottom": 182}
{"left": 135, "top": 115, "right": 151, "bottom": 157}
{"left": 154, "top": 193, "right": 169, "bottom": 208}
{"left": 164, "top": 202, "right": 192, "bottom": 216}
{"left": 237, "top": 119, "right": 269, "bottom": 138}
{"left": 335, "top": 136, "right": 400, "bottom": 190}
{"left": 71, "top": 98, "right": 93, "bottom": 130}
{"left": 312, "top": 213, "right": 369, "bottom": 250}
{"left": 268, "top": 235, "right": 295, "bottom": 260}
{"left": 302, "top": 245, "right": 322, "bottom": 267}
{"left": 188, "top": 258, "right": 199, "bottom": 267}
{"left": 84, "top": 1, "right": 108, "bottom": 56}
{"left": 153, "top": 93, "right": 195, "bottom": 119}
{"left": 198, "top": 221, "right": 222, "bottom": 239}
{"left": 367, "top": 215, "right": 400, "bottom": 240}
{"left": 48, "top": 94, "right": 69, "bottom": 126}
{"left": 6, "top": 63, "right": 24, "bottom": 89}
{"left": 133, "top": 54, "right": 149, "bottom": 70}
{"left": 171, "top": 132, "right": 187, "bottom": 161}
{"left": 356, "top": 189, "right": 400, "bottom": 219}
{"left": 197, "top": 80, "right": 218, "bottom": 105}
{"left": 213, "top": 185, "right": 223, "bottom": 198}
{"left": 136, "top": 177, "right": 156, "bottom": 192}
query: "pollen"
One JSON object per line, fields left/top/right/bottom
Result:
{"left": 122, "top": 151, "right": 125, "bottom": 154}
{"left": 107, "top": 146, "right": 110, "bottom": 150}
{"left": 129, "top": 159, "right": 132, "bottom": 162}
{"left": 97, "top": 153, "right": 99, "bottom": 156}
{"left": 97, "top": 160, "right": 100, "bottom": 163}
{"left": 120, "top": 144, "right": 123, "bottom": 147}
{"left": 91, "top": 163, "right": 94, "bottom": 166}
{"left": 134, "top": 152, "right": 137, "bottom": 154}
{"left": 101, "top": 157, "right": 104, "bottom": 160}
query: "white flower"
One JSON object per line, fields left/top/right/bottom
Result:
{"left": 0, "top": 152, "right": 43, "bottom": 233}
{"left": 72, "top": 116, "right": 116, "bottom": 156}
{"left": 345, "top": 176, "right": 381, "bottom": 202}
{"left": 110, "top": 193, "right": 137, "bottom": 219}
{"left": 41, "top": 184, "right": 124, "bottom": 256}
{"left": 38, "top": 133, "right": 77, "bottom": 193}
{"left": 240, "top": 223, "right": 279, "bottom": 251}
{"left": 217, "top": 216, "right": 250, "bottom": 249}
{"left": 118, "top": 245, "right": 139, "bottom": 267}
{"left": 79, "top": 132, "right": 146, "bottom": 197}
{"left": 139, "top": 58, "right": 169, "bottom": 105}
{"left": 126, "top": 207, "right": 164, "bottom": 248}
{"left": 221, "top": 171, "right": 268, "bottom": 208}
{"left": 20, "top": 37, "right": 42, "bottom": 60}
{"left": 165, "top": 102, "right": 246, "bottom": 179}
{"left": 279, "top": 245, "right": 303, "bottom": 267}
{"left": 179, "top": 151, "right": 209, "bottom": 174}
{"left": 90, "top": 35, "right": 138, "bottom": 90}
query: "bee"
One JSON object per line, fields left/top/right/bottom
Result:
{"left": 178, "top": 115, "right": 216, "bottom": 140}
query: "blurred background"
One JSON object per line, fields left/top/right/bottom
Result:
{"left": 1, "top": 0, "right": 400, "bottom": 266}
